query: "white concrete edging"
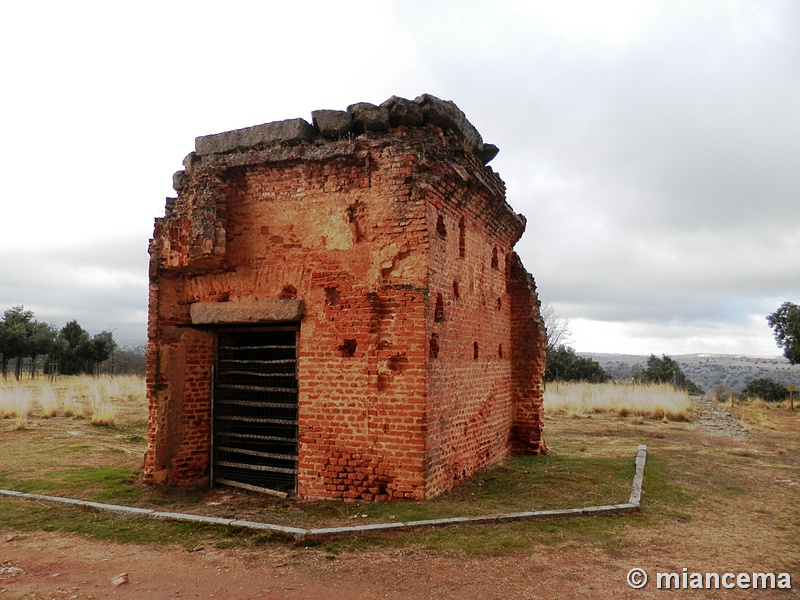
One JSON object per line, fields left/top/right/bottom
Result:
{"left": 0, "top": 444, "right": 647, "bottom": 540}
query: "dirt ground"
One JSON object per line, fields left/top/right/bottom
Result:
{"left": 1, "top": 531, "right": 650, "bottom": 600}
{"left": 2, "top": 402, "right": 798, "bottom": 599}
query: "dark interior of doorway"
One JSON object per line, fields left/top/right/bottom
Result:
{"left": 213, "top": 328, "right": 298, "bottom": 496}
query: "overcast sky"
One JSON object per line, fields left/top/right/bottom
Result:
{"left": 2, "top": 0, "right": 798, "bottom": 356}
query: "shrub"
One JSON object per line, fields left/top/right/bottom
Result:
{"left": 743, "top": 377, "right": 790, "bottom": 402}
{"left": 545, "top": 346, "right": 609, "bottom": 383}
{"left": 639, "top": 354, "right": 703, "bottom": 395}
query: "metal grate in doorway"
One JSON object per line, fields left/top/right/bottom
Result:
{"left": 213, "top": 328, "right": 298, "bottom": 496}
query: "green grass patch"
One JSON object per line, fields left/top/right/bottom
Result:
{"left": 0, "top": 448, "right": 651, "bottom": 555}
{"left": 0, "top": 467, "right": 143, "bottom": 504}
{"left": 0, "top": 498, "right": 224, "bottom": 547}
{"left": 211, "top": 451, "right": 637, "bottom": 529}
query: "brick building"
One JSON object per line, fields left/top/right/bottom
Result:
{"left": 144, "top": 94, "right": 547, "bottom": 501}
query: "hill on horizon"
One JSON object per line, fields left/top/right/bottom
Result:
{"left": 578, "top": 352, "right": 800, "bottom": 393}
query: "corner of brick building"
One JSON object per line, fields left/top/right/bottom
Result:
{"left": 143, "top": 95, "right": 548, "bottom": 500}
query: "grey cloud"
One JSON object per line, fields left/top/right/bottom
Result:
{"left": 0, "top": 236, "right": 148, "bottom": 341}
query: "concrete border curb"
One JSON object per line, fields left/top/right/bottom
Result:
{"left": 0, "top": 444, "right": 647, "bottom": 540}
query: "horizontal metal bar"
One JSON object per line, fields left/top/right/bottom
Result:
{"left": 216, "top": 415, "right": 297, "bottom": 426}
{"left": 214, "top": 478, "right": 289, "bottom": 498}
{"left": 217, "top": 446, "right": 297, "bottom": 462}
{"left": 219, "top": 345, "right": 295, "bottom": 350}
{"left": 215, "top": 431, "right": 297, "bottom": 444}
{"left": 218, "top": 370, "right": 295, "bottom": 378}
{"left": 220, "top": 358, "right": 295, "bottom": 365}
{"left": 216, "top": 460, "right": 297, "bottom": 475}
{"left": 216, "top": 399, "right": 298, "bottom": 410}
{"left": 217, "top": 384, "right": 296, "bottom": 393}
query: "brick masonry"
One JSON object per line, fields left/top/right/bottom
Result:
{"left": 144, "top": 94, "right": 548, "bottom": 500}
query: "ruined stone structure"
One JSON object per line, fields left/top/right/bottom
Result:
{"left": 144, "top": 94, "right": 547, "bottom": 501}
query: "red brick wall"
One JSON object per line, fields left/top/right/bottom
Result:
{"left": 143, "top": 324, "right": 214, "bottom": 486}
{"left": 418, "top": 146, "right": 541, "bottom": 497}
{"left": 508, "top": 254, "right": 548, "bottom": 453}
{"left": 145, "top": 123, "right": 546, "bottom": 500}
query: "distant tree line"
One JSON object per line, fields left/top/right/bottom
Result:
{"left": 540, "top": 302, "right": 799, "bottom": 400}
{"left": 0, "top": 305, "right": 145, "bottom": 380}
{"left": 542, "top": 305, "right": 703, "bottom": 393}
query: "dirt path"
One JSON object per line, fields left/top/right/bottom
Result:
{"left": 692, "top": 396, "right": 749, "bottom": 438}
{"left": 1, "top": 531, "right": 639, "bottom": 599}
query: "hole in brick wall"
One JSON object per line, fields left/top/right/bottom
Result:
{"left": 325, "top": 286, "right": 340, "bottom": 306}
{"left": 217, "top": 291, "right": 230, "bottom": 302}
{"left": 458, "top": 217, "right": 466, "bottom": 258}
{"left": 473, "top": 341, "right": 479, "bottom": 359}
{"left": 346, "top": 202, "right": 365, "bottom": 242}
{"left": 452, "top": 281, "right": 460, "bottom": 299}
{"left": 436, "top": 214, "right": 447, "bottom": 237}
{"left": 387, "top": 353, "right": 409, "bottom": 371}
{"left": 498, "top": 344, "right": 503, "bottom": 358}
{"left": 377, "top": 372, "right": 390, "bottom": 391}
{"left": 339, "top": 339, "right": 357, "bottom": 357}
{"left": 491, "top": 247, "right": 499, "bottom": 270}
{"left": 434, "top": 293, "right": 444, "bottom": 322}
{"left": 429, "top": 334, "right": 440, "bottom": 358}
{"left": 280, "top": 285, "right": 297, "bottom": 300}
{"left": 496, "top": 297, "right": 502, "bottom": 311}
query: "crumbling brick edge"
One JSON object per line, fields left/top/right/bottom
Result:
{"left": 0, "top": 444, "right": 647, "bottom": 541}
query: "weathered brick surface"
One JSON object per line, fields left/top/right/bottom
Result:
{"left": 145, "top": 95, "right": 547, "bottom": 500}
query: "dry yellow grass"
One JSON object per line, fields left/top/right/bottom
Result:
{"left": 544, "top": 381, "right": 692, "bottom": 420}
{"left": 0, "top": 384, "right": 34, "bottom": 418}
{"left": 36, "top": 387, "right": 60, "bottom": 417}
{"left": 0, "top": 375, "right": 145, "bottom": 425}
{"left": 0, "top": 384, "right": 34, "bottom": 430}
{"left": 87, "top": 384, "right": 119, "bottom": 426}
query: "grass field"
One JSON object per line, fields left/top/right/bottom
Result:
{"left": 0, "top": 375, "right": 145, "bottom": 427}
{"left": 544, "top": 381, "right": 692, "bottom": 420}
{"left": 0, "top": 375, "right": 798, "bottom": 580}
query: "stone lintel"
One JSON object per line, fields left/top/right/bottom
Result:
{"left": 190, "top": 300, "right": 304, "bottom": 325}
{"left": 312, "top": 109, "right": 352, "bottom": 138}
{"left": 195, "top": 118, "right": 314, "bottom": 156}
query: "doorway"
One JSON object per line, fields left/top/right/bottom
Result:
{"left": 212, "top": 328, "right": 298, "bottom": 496}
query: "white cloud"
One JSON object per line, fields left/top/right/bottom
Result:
{"left": 1, "top": 0, "right": 798, "bottom": 354}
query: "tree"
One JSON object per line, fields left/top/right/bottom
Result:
{"left": 0, "top": 318, "right": 13, "bottom": 379}
{"left": 541, "top": 303, "right": 573, "bottom": 352}
{"left": 113, "top": 347, "right": 146, "bottom": 375}
{"left": 27, "top": 321, "right": 57, "bottom": 378}
{"left": 51, "top": 321, "right": 116, "bottom": 375}
{"left": 87, "top": 330, "right": 116, "bottom": 375}
{"left": 545, "top": 345, "right": 609, "bottom": 383}
{"left": 639, "top": 354, "right": 704, "bottom": 395}
{"left": 641, "top": 354, "right": 682, "bottom": 384}
{"left": 1, "top": 306, "right": 34, "bottom": 381}
{"left": 54, "top": 320, "right": 93, "bottom": 375}
{"left": 767, "top": 302, "right": 800, "bottom": 364}
{"left": 743, "top": 377, "right": 789, "bottom": 402}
